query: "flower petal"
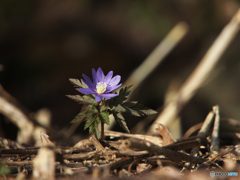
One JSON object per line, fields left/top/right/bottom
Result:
{"left": 104, "top": 71, "right": 113, "bottom": 84}
{"left": 78, "top": 88, "right": 96, "bottom": 94}
{"left": 101, "top": 93, "right": 119, "bottom": 99}
{"left": 95, "top": 94, "right": 102, "bottom": 102}
{"left": 92, "top": 68, "right": 97, "bottom": 85}
{"left": 109, "top": 75, "right": 121, "bottom": 87}
{"left": 82, "top": 74, "right": 95, "bottom": 89}
{"left": 97, "top": 67, "right": 104, "bottom": 82}
{"left": 105, "top": 83, "right": 122, "bottom": 93}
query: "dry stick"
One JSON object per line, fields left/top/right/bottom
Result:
{"left": 182, "top": 108, "right": 215, "bottom": 171}
{"left": 0, "top": 137, "right": 25, "bottom": 149}
{"left": 197, "top": 109, "right": 215, "bottom": 139}
{"left": 89, "top": 137, "right": 105, "bottom": 151}
{"left": 182, "top": 123, "right": 203, "bottom": 139}
{"left": 148, "top": 9, "right": 240, "bottom": 134}
{"left": 105, "top": 130, "right": 163, "bottom": 147}
{"left": 105, "top": 22, "right": 189, "bottom": 131}
{"left": 0, "top": 85, "right": 34, "bottom": 144}
{"left": 33, "top": 147, "right": 55, "bottom": 180}
{"left": 210, "top": 105, "right": 220, "bottom": 154}
{"left": 123, "top": 22, "right": 189, "bottom": 96}
{"left": 189, "top": 108, "right": 215, "bottom": 156}
{"left": 128, "top": 139, "right": 205, "bottom": 164}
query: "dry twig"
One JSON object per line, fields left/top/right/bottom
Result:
{"left": 0, "top": 85, "right": 34, "bottom": 144}
{"left": 148, "top": 8, "right": 240, "bottom": 133}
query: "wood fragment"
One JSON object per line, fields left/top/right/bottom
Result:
{"left": 89, "top": 137, "right": 105, "bottom": 151}
{"left": 105, "top": 130, "right": 163, "bottom": 147}
{"left": 162, "top": 136, "right": 202, "bottom": 151}
{"left": 0, "top": 137, "right": 25, "bottom": 149}
{"left": 128, "top": 139, "right": 206, "bottom": 164}
{"left": 155, "top": 124, "right": 174, "bottom": 146}
{"left": 40, "top": 131, "right": 55, "bottom": 147}
{"left": 210, "top": 105, "right": 220, "bottom": 154}
{"left": 33, "top": 147, "right": 55, "bottom": 180}
{"left": 0, "top": 85, "right": 34, "bottom": 144}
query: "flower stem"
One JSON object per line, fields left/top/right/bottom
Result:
{"left": 100, "top": 121, "right": 104, "bottom": 140}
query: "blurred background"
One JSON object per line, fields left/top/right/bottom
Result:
{"left": 1, "top": 0, "right": 240, "bottom": 145}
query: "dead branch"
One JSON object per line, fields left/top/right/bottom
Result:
{"left": 0, "top": 85, "right": 34, "bottom": 144}
{"left": 210, "top": 105, "right": 220, "bottom": 154}
{"left": 128, "top": 139, "right": 206, "bottom": 164}
{"left": 148, "top": 8, "right": 240, "bottom": 133}
{"left": 105, "top": 130, "right": 163, "bottom": 147}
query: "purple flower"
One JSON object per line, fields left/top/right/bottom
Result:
{"left": 79, "top": 67, "right": 122, "bottom": 102}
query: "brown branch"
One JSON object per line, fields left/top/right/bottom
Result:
{"left": 0, "top": 85, "right": 34, "bottom": 144}
{"left": 128, "top": 139, "right": 206, "bottom": 164}
{"left": 210, "top": 105, "right": 220, "bottom": 154}
{"left": 148, "top": 8, "right": 240, "bottom": 133}
{"left": 105, "top": 130, "right": 163, "bottom": 147}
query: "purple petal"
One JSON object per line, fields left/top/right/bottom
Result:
{"left": 103, "top": 71, "right": 113, "bottom": 84}
{"left": 109, "top": 75, "right": 121, "bottom": 87}
{"left": 92, "top": 68, "right": 97, "bottom": 85}
{"left": 82, "top": 74, "right": 95, "bottom": 89}
{"left": 105, "top": 83, "right": 122, "bottom": 93}
{"left": 97, "top": 67, "right": 104, "bottom": 82}
{"left": 95, "top": 94, "right": 102, "bottom": 102}
{"left": 101, "top": 93, "right": 119, "bottom": 99}
{"left": 78, "top": 88, "right": 96, "bottom": 94}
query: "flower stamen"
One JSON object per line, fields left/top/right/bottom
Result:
{"left": 96, "top": 82, "right": 107, "bottom": 94}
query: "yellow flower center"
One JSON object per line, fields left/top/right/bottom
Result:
{"left": 96, "top": 82, "right": 107, "bottom": 94}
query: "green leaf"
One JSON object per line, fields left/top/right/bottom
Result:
{"left": 66, "top": 95, "right": 84, "bottom": 103}
{"left": 89, "top": 117, "right": 99, "bottom": 139}
{"left": 70, "top": 105, "right": 98, "bottom": 123}
{"left": 67, "top": 94, "right": 97, "bottom": 104}
{"left": 99, "top": 105, "right": 108, "bottom": 112}
{"left": 112, "top": 111, "right": 130, "bottom": 133}
{"left": 70, "top": 111, "right": 87, "bottom": 123}
{"left": 84, "top": 114, "right": 98, "bottom": 130}
{"left": 121, "top": 101, "right": 138, "bottom": 107}
{"left": 109, "top": 85, "right": 133, "bottom": 107}
{"left": 69, "top": 78, "right": 88, "bottom": 88}
{"left": 140, "top": 109, "right": 158, "bottom": 116}
{"left": 82, "top": 95, "right": 97, "bottom": 104}
{"left": 0, "top": 163, "right": 10, "bottom": 176}
{"left": 99, "top": 111, "right": 110, "bottom": 125}
{"left": 114, "top": 101, "right": 157, "bottom": 117}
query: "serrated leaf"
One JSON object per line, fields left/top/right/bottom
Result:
{"left": 70, "top": 105, "right": 98, "bottom": 123}
{"left": 99, "top": 111, "right": 110, "bottom": 125}
{"left": 114, "top": 101, "right": 157, "bottom": 117}
{"left": 67, "top": 94, "right": 97, "bottom": 104}
{"left": 84, "top": 114, "right": 98, "bottom": 130}
{"left": 66, "top": 95, "right": 84, "bottom": 103}
{"left": 112, "top": 111, "right": 130, "bottom": 133}
{"left": 114, "top": 104, "right": 126, "bottom": 112}
{"left": 70, "top": 111, "right": 87, "bottom": 123}
{"left": 82, "top": 95, "right": 97, "bottom": 104}
{"left": 109, "top": 85, "right": 133, "bottom": 107}
{"left": 100, "top": 105, "right": 108, "bottom": 112}
{"left": 114, "top": 104, "right": 141, "bottom": 117}
{"left": 89, "top": 119, "right": 99, "bottom": 139}
{"left": 69, "top": 78, "right": 87, "bottom": 88}
{"left": 140, "top": 109, "right": 158, "bottom": 116}
{"left": 121, "top": 101, "right": 138, "bottom": 107}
